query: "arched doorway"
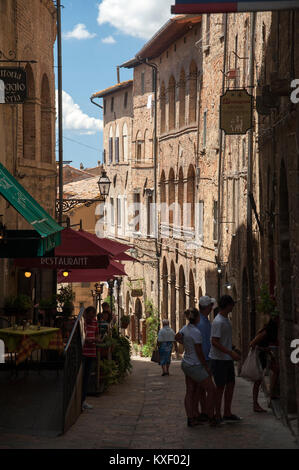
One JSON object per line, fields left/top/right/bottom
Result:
{"left": 189, "top": 270, "right": 195, "bottom": 308}
{"left": 279, "top": 160, "right": 297, "bottom": 414}
{"left": 162, "top": 257, "right": 169, "bottom": 320}
{"left": 170, "top": 261, "right": 176, "bottom": 331}
{"left": 134, "top": 298, "right": 143, "bottom": 344}
{"left": 179, "top": 266, "right": 186, "bottom": 328}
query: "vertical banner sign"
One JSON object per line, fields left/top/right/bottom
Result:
{"left": 220, "top": 89, "right": 253, "bottom": 135}
{"left": 171, "top": 0, "right": 299, "bottom": 14}
{"left": 0, "top": 68, "right": 27, "bottom": 104}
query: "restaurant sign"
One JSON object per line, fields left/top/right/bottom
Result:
{"left": 15, "top": 256, "right": 109, "bottom": 269}
{"left": 0, "top": 67, "right": 27, "bottom": 104}
{"left": 220, "top": 89, "right": 253, "bottom": 135}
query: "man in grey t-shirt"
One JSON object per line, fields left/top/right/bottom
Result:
{"left": 209, "top": 295, "right": 241, "bottom": 422}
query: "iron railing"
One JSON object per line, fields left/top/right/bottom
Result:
{"left": 62, "top": 307, "right": 84, "bottom": 433}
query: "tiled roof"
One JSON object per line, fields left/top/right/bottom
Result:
{"left": 62, "top": 176, "right": 100, "bottom": 201}
{"left": 91, "top": 80, "right": 133, "bottom": 99}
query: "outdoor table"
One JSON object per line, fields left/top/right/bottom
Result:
{"left": 0, "top": 326, "right": 64, "bottom": 365}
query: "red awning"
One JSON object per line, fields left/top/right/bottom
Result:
{"left": 57, "top": 260, "right": 126, "bottom": 283}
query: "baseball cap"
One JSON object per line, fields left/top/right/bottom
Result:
{"left": 199, "top": 296, "right": 216, "bottom": 307}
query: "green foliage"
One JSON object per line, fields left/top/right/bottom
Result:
{"left": 4, "top": 294, "right": 33, "bottom": 312}
{"left": 56, "top": 286, "right": 74, "bottom": 306}
{"left": 257, "top": 284, "right": 276, "bottom": 315}
{"left": 144, "top": 298, "right": 159, "bottom": 357}
{"left": 99, "top": 359, "right": 119, "bottom": 387}
{"left": 39, "top": 296, "right": 57, "bottom": 310}
{"left": 111, "top": 328, "right": 132, "bottom": 380}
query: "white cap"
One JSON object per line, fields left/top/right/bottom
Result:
{"left": 199, "top": 296, "right": 216, "bottom": 307}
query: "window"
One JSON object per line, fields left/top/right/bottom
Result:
{"left": 110, "top": 197, "right": 114, "bottom": 226}
{"left": 213, "top": 200, "right": 218, "bottom": 241}
{"left": 203, "top": 111, "right": 207, "bottom": 148}
{"left": 109, "top": 136, "right": 113, "bottom": 164}
{"left": 115, "top": 125, "right": 120, "bottom": 163}
{"left": 147, "top": 193, "right": 153, "bottom": 237}
{"left": 134, "top": 193, "right": 141, "bottom": 233}
{"left": 122, "top": 123, "right": 128, "bottom": 162}
{"left": 111, "top": 97, "right": 114, "bottom": 112}
{"left": 141, "top": 72, "right": 145, "bottom": 95}
{"left": 152, "top": 68, "right": 156, "bottom": 92}
{"left": 117, "top": 197, "right": 122, "bottom": 228}
{"left": 160, "top": 82, "right": 166, "bottom": 133}
{"left": 124, "top": 92, "right": 128, "bottom": 108}
{"left": 179, "top": 69, "right": 186, "bottom": 128}
{"left": 198, "top": 201, "right": 204, "bottom": 241}
{"left": 168, "top": 76, "right": 176, "bottom": 130}
{"left": 136, "top": 131, "right": 143, "bottom": 161}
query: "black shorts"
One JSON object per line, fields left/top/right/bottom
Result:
{"left": 210, "top": 359, "right": 235, "bottom": 387}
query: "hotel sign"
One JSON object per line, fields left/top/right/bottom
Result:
{"left": 171, "top": 1, "right": 299, "bottom": 14}
{"left": 0, "top": 68, "right": 27, "bottom": 104}
{"left": 220, "top": 89, "right": 253, "bottom": 135}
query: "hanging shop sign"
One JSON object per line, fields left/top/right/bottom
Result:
{"left": 171, "top": 0, "right": 299, "bottom": 14}
{"left": 0, "top": 67, "right": 27, "bottom": 104}
{"left": 220, "top": 89, "right": 253, "bottom": 135}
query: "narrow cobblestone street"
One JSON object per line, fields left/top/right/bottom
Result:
{"left": 0, "top": 358, "right": 298, "bottom": 449}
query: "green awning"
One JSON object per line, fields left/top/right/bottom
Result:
{"left": 0, "top": 163, "right": 63, "bottom": 256}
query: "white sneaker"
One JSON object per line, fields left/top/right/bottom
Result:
{"left": 82, "top": 401, "right": 93, "bottom": 410}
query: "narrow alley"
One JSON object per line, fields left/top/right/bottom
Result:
{"left": 0, "top": 358, "right": 297, "bottom": 450}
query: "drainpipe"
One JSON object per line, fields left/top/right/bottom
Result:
{"left": 247, "top": 12, "right": 257, "bottom": 337}
{"left": 137, "top": 57, "right": 160, "bottom": 318}
{"left": 217, "top": 13, "right": 228, "bottom": 301}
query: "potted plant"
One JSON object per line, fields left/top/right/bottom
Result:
{"left": 56, "top": 286, "right": 75, "bottom": 318}
{"left": 120, "top": 315, "right": 130, "bottom": 329}
{"left": 4, "top": 294, "right": 33, "bottom": 319}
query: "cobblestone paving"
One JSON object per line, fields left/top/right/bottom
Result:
{"left": 0, "top": 357, "right": 298, "bottom": 449}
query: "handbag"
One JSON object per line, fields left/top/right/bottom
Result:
{"left": 240, "top": 347, "right": 263, "bottom": 382}
{"left": 151, "top": 348, "right": 160, "bottom": 363}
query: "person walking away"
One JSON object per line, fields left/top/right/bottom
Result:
{"left": 82, "top": 306, "right": 100, "bottom": 410}
{"left": 176, "top": 308, "right": 217, "bottom": 427}
{"left": 157, "top": 319, "right": 177, "bottom": 376}
{"left": 195, "top": 296, "right": 216, "bottom": 422}
{"left": 209, "top": 295, "right": 241, "bottom": 422}
{"left": 250, "top": 310, "right": 279, "bottom": 412}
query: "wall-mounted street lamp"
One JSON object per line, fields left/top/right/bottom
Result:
{"left": 91, "top": 282, "right": 104, "bottom": 313}
{"left": 56, "top": 170, "right": 111, "bottom": 214}
{"left": 225, "top": 282, "right": 232, "bottom": 291}
{"left": 24, "top": 271, "right": 32, "bottom": 279}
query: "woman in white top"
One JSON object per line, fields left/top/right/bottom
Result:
{"left": 157, "top": 319, "right": 177, "bottom": 376}
{"left": 176, "top": 308, "right": 217, "bottom": 427}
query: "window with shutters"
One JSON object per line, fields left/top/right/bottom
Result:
{"left": 115, "top": 125, "right": 120, "bottom": 163}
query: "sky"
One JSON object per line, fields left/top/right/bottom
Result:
{"left": 56, "top": 0, "right": 173, "bottom": 169}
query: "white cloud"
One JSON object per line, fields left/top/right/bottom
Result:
{"left": 56, "top": 90, "right": 103, "bottom": 134}
{"left": 101, "top": 35, "right": 116, "bottom": 44}
{"left": 97, "top": 0, "right": 173, "bottom": 40}
{"left": 63, "top": 23, "right": 97, "bottom": 40}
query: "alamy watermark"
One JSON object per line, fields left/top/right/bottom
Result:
{"left": 290, "top": 79, "right": 299, "bottom": 104}
{"left": 290, "top": 339, "right": 299, "bottom": 365}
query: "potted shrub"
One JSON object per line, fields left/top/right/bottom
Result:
{"left": 56, "top": 286, "right": 75, "bottom": 318}
{"left": 4, "top": 294, "right": 33, "bottom": 319}
{"left": 120, "top": 315, "right": 130, "bottom": 329}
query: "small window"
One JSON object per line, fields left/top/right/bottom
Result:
{"left": 141, "top": 72, "right": 145, "bottom": 95}
{"left": 137, "top": 141, "right": 142, "bottom": 161}
{"left": 111, "top": 97, "right": 114, "bottom": 112}
{"left": 124, "top": 92, "right": 128, "bottom": 108}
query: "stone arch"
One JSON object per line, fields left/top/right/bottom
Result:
{"left": 179, "top": 68, "right": 186, "bottom": 128}
{"left": 189, "top": 61, "right": 198, "bottom": 124}
{"left": 187, "top": 164, "right": 195, "bottom": 229}
{"left": 279, "top": 159, "right": 297, "bottom": 414}
{"left": 40, "top": 74, "right": 52, "bottom": 163}
{"left": 178, "top": 167, "right": 184, "bottom": 228}
{"left": 168, "top": 75, "right": 176, "bottom": 131}
{"left": 189, "top": 270, "right": 195, "bottom": 308}
{"left": 23, "top": 64, "right": 36, "bottom": 160}
{"left": 160, "top": 81, "right": 166, "bottom": 133}
{"left": 162, "top": 257, "right": 169, "bottom": 320}
{"left": 168, "top": 167, "right": 175, "bottom": 226}
{"left": 179, "top": 265, "right": 186, "bottom": 328}
{"left": 170, "top": 261, "right": 176, "bottom": 331}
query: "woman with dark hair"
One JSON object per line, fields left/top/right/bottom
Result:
{"left": 176, "top": 308, "right": 216, "bottom": 427}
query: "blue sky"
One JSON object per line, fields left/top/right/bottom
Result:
{"left": 56, "top": 0, "right": 173, "bottom": 169}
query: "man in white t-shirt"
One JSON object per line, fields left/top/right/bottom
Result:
{"left": 209, "top": 295, "right": 241, "bottom": 422}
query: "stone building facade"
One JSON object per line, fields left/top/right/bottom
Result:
{"left": 0, "top": 0, "right": 57, "bottom": 305}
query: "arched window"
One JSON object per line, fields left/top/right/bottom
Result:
{"left": 189, "top": 61, "right": 198, "bottom": 124}
{"left": 178, "top": 167, "right": 184, "bottom": 228}
{"left": 160, "top": 81, "right": 166, "bottom": 133}
{"left": 160, "top": 170, "right": 166, "bottom": 224}
{"left": 168, "top": 168, "right": 175, "bottom": 226}
{"left": 144, "top": 129, "right": 150, "bottom": 161}
{"left": 122, "top": 122, "right": 128, "bottom": 162}
{"left": 136, "top": 131, "right": 142, "bottom": 162}
{"left": 187, "top": 165, "right": 195, "bottom": 229}
{"left": 23, "top": 65, "right": 36, "bottom": 160}
{"left": 168, "top": 76, "right": 176, "bottom": 131}
{"left": 109, "top": 126, "right": 113, "bottom": 163}
{"left": 41, "top": 74, "right": 52, "bottom": 163}
{"left": 179, "top": 69, "right": 186, "bottom": 128}
{"left": 115, "top": 125, "right": 120, "bottom": 163}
